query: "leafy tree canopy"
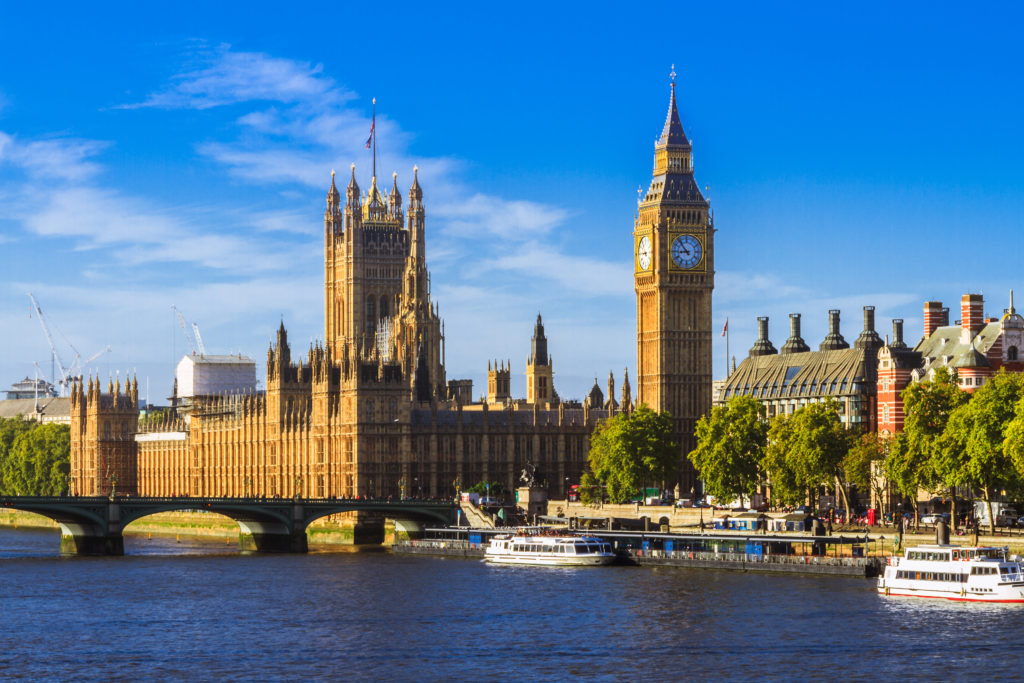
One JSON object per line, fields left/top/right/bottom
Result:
{"left": 586, "top": 405, "right": 679, "bottom": 504}
{"left": 0, "top": 418, "right": 70, "bottom": 496}
{"left": 689, "top": 395, "right": 766, "bottom": 506}
{"left": 466, "top": 480, "right": 509, "bottom": 498}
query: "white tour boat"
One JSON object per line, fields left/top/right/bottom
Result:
{"left": 878, "top": 544, "right": 1024, "bottom": 603}
{"left": 485, "top": 531, "right": 616, "bottom": 566}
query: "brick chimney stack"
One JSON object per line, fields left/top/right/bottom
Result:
{"left": 923, "top": 301, "right": 943, "bottom": 339}
{"left": 961, "top": 293, "right": 985, "bottom": 343}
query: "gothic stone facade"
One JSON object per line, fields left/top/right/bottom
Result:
{"left": 70, "top": 84, "right": 706, "bottom": 501}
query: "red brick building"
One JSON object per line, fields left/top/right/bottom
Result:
{"left": 877, "top": 293, "right": 1024, "bottom": 436}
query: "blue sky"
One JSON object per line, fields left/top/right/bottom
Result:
{"left": 2, "top": 2, "right": 1023, "bottom": 404}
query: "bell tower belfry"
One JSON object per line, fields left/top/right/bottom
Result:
{"left": 633, "top": 69, "right": 715, "bottom": 492}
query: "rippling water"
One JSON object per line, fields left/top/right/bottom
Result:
{"left": 0, "top": 528, "right": 1021, "bottom": 681}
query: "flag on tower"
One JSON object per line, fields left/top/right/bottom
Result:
{"left": 721, "top": 318, "right": 729, "bottom": 336}
{"left": 366, "top": 97, "right": 376, "bottom": 149}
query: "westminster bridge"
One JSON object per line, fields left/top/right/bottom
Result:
{"left": 0, "top": 496, "right": 458, "bottom": 555}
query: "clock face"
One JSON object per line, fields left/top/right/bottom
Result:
{"left": 671, "top": 234, "right": 703, "bottom": 269}
{"left": 637, "top": 235, "right": 652, "bottom": 270}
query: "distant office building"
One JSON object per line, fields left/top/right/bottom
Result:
{"left": 5, "top": 376, "right": 58, "bottom": 400}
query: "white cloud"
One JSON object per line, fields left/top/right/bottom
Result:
{"left": 123, "top": 46, "right": 350, "bottom": 111}
{"left": 0, "top": 132, "right": 109, "bottom": 181}
{"left": 434, "top": 193, "right": 569, "bottom": 241}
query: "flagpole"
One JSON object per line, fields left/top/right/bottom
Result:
{"left": 372, "top": 97, "right": 377, "bottom": 180}
{"left": 725, "top": 318, "right": 730, "bottom": 379}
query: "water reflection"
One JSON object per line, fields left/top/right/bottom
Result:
{"left": 0, "top": 528, "right": 1021, "bottom": 680}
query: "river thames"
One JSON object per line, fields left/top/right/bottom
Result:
{"left": 0, "top": 528, "right": 1021, "bottom": 681}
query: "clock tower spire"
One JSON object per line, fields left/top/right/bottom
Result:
{"left": 633, "top": 69, "right": 715, "bottom": 493}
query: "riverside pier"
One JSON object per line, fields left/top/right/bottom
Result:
{"left": 393, "top": 527, "right": 885, "bottom": 577}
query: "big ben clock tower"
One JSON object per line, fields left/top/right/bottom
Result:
{"left": 634, "top": 70, "right": 714, "bottom": 493}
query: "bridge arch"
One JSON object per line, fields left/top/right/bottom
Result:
{"left": 0, "top": 497, "right": 458, "bottom": 555}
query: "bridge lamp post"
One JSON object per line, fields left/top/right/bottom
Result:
{"left": 109, "top": 475, "right": 118, "bottom": 501}
{"left": 244, "top": 477, "right": 252, "bottom": 499}
{"left": 414, "top": 477, "right": 419, "bottom": 499}
{"left": 294, "top": 476, "right": 303, "bottom": 501}
{"left": 398, "top": 477, "right": 407, "bottom": 500}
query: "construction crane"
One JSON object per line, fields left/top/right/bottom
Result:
{"left": 28, "top": 292, "right": 72, "bottom": 395}
{"left": 172, "top": 305, "right": 197, "bottom": 355}
{"left": 72, "top": 345, "right": 113, "bottom": 376}
{"left": 192, "top": 323, "right": 207, "bottom": 356}
{"left": 172, "top": 305, "right": 207, "bottom": 356}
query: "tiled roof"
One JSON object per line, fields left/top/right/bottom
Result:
{"left": 915, "top": 322, "right": 1000, "bottom": 371}
{"left": 720, "top": 347, "right": 875, "bottom": 402}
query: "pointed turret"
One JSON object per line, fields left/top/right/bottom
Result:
{"left": 346, "top": 163, "right": 360, "bottom": 209}
{"left": 409, "top": 165, "right": 422, "bottom": 205}
{"left": 327, "top": 169, "right": 340, "bottom": 209}
{"left": 388, "top": 171, "right": 403, "bottom": 217}
{"left": 621, "top": 368, "right": 632, "bottom": 410}
{"left": 530, "top": 313, "right": 548, "bottom": 366}
{"left": 658, "top": 75, "right": 691, "bottom": 150}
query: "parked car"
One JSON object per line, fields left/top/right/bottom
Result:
{"left": 920, "top": 512, "right": 950, "bottom": 525}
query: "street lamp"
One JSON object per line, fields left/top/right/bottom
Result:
{"left": 243, "top": 476, "right": 252, "bottom": 499}
{"left": 294, "top": 476, "right": 303, "bottom": 501}
{"left": 109, "top": 475, "right": 118, "bottom": 501}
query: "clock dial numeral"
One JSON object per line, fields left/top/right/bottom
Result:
{"left": 671, "top": 235, "right": 703, "bottom": 269}
{"left": 637, "top": 235, "right": 652, "bottom": 270}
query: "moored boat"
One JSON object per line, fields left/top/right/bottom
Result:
{"left": 877, "top": 544, "right": 1024, "bottom": 603}
{"left": 484, "top": 530, "right": 615, "bottom": 566}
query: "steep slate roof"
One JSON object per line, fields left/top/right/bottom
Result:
{"left": 914, "top": 322, "right": 1000, "bottom": 371}
{"left": 720, "top": 347, "right": 875, "bottom": 402}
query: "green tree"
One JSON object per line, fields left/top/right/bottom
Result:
{"left": 763, "top": 401, "right": 854, "bottom": 512}
{"left": 901, "top": 367, "right": 968, "bottom": 525}
{"left": 467, "top": 480, "right": 508, "bottom": 499}
{"left": 1004, "top": 393, "right": 1024, "bottom": 484}
{"left": 586, "top": 405, "right": 679, "bottom": 504}
{"left": 0, "top": 420, "right": 70, "bottom": 495}
{"left": 689, "top": 395, "right": 767, "bottom": 507}
{"left": 845, "top": 432, "right": 888, "bottom": 514}
{"left": 943, "top": 370, "right": 1024, "bottom": 532}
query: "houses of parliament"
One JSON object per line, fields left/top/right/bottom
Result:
{"left": 69, "top": 78, "right": 715, "bottom": 502}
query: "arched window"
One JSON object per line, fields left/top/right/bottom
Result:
{"left": 366, "top": 296, "right": 376, "bottom": 334}
{"left": 1009, "top": 346, "right": 1019, "bottom": 361}
{"left": 379, "top": 295, "right": 389, "bottom": 320}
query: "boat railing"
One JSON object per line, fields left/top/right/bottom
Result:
{"left": 1001, "top": 570, "right": 1024, "bottom": 583}
{"left": 640, "top": 549, "right": 872, "bottom": 567}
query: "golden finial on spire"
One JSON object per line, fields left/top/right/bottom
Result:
{"left": 670, "top": 64, "right": 676, "bottom": 85}
{"left": 331, "top": 169, "right": 335, "bottom": 178}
